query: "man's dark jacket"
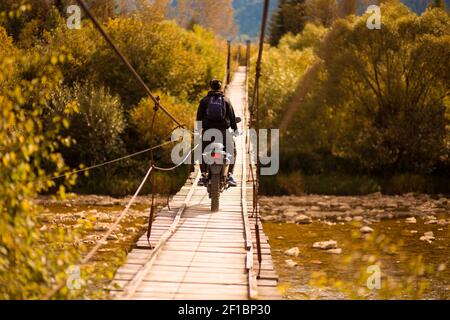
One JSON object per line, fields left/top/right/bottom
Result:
{"left": 196, "top": 91, "right": 238, "bottom": 131}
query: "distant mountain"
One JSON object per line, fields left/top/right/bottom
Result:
{"left": 233, "top": 0, "right": 277, "bottom": 38}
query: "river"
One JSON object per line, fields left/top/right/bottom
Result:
{"left": 39, "top": 194, "right": 449, "bottom": 299}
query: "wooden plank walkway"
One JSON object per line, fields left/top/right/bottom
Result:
{"left": 111, "top": 67, "right": 281, "bottom": 300}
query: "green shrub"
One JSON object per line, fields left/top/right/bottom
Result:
{"left": 276, "top": 171, "right": 305, "bottom": 195}
{"left": 49, "top": 81, "right": 126, "bottom": 167}
{"left": 303, "top": 174, "right": 380, "bottom": 195}
{"left": 278, "top": 23, "right": 327, "bottom": 51}
{"left": 261, "top": 173, "right": 380, "bottom": 196}
{"left": 131, "top": 91, "right": 196, "bottom": 147}
{"left": 0, "top": 31, "right": 84, "bottom": 299}
{"left": 249, "top": 44, "right": 315, "bottom": 129}
{"left": 383, "top": 174, "right": 434, "bottom": 195}
{"left": 89, "top": 19, "right": 224, "bottom": 107}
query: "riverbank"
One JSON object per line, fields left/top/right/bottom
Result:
{"left": 36, "top": 194, "right": 166, "bottom": 297}
{"left": 36, "top": 194, "right": 165, "bottom": 207}
{"left": 260, "top": 193, "right": 449, "bottom": 223}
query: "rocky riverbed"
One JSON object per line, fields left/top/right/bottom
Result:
{"left": 36, "top": 194, "right": 166, "bottom": 296}
{"left": 36, "top": 194, "right": 167, "bottom": 247}
{"left": 260, "top": 193, "right": 449, "bottom": 223}
{"left": 260, "top": 194, "right": 449, "bottom": 300}
{"left": 36, "top": 193, "right": 449, "bottom": 299}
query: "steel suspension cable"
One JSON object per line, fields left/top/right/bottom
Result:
{"left": 48, "top": 140, "right": 176, "bottom": 181}
{"left": 250, "top": 0, "right": 271, "bottom": 279}
{"left": 44, "top": 164, "right": 154, "bottom": 299}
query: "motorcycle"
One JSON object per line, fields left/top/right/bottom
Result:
{"left": 201, "top": 117, "right": 241, "bottom": 212}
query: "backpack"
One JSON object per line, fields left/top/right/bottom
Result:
{"left": 206, "top": 95, "right": 226, "bottom": 122}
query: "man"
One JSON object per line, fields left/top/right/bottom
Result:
{"left": 196, "top": 79, "right": 238, "bottom": 187}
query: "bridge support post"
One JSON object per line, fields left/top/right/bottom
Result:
{"left": 226, "top": 40, "right": 231, "bottom": 85}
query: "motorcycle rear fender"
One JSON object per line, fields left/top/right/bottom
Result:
{"left": 210, "top": 164, "right": 223, "bottom": 175}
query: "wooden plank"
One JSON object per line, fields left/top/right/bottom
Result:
{"left": 130, "top": 291, "right": 247, "bottom": 300}
{"left": 136, "top": 282, "right": 248, "bottom": 295}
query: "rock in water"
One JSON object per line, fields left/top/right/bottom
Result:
{"left": 261, "top": 215, "right": 278, "bottom": 222}
{"left": 294, "top": 214, "right": 312, "bottom": 224}
{"left": 283, "top": 211, "right": 298, "bottom": 219}
{"left": 107, "top": 234, "right": 118, "bottom": 241}
{"left": 405, "top": 217, "right": 416, "bottom": 224}
{"left": 284, "top": 247, "right": 300, "bottom": 257}
{"left": 313, "top": 240, "right": 337, "bottom": 250}
{"left": 94, "top": 224, "right": 109, "bottom": 232}
{"left": 420, "top": 231, "right": 435, "bottom": 243}
{"left": 74, "top": 211, "right": 86, "bottom": 219}
{"left": 96, "top": 212, "right": 111, "bottom": 222}
{"left": 327, "top": 248, "right": 342, "bottom": 254}
{"left": 125, "top": 227, "right": 137, "bottom": 234}
{"left": 360, "top": 226, "right": 374, "bottom": 234}
{"left": 285, "top": 259, "right": 298, "bottom": 268}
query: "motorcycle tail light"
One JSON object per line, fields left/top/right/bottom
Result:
{"left": 211, "top": 153, "right": 221, "bottom": 159}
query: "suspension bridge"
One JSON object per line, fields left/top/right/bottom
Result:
{"left": 109, "top": 68, "right": 280, "bottom": 300}
{"left": 44, "top": 0, "right": 279, "bottom": 300}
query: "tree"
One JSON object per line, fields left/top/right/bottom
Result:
{"left": 314, "top": 3, "right": 450, "bottom": 173}
{"left": 278, "top": 22, "right": 327, "bottom": 51}
{"left": 175, "top": 0, "right": 238, "bottom": 38}
{"left": 0, "top": 0, "right": 61, "bottom": 41}
{"left": 337, "top": 0, "right": 356, "bottom": 18}
{"left": 269, "top": 0, "right": 307, "bottom": 46}
{"left": 85, "top": 0, "right": 118, "bottom": 20}
{"left": 428, "top": 0, "right": 446, "bottom": 9}
{"left": 305, "top": 0, "right": 338, "bottom": 27}
{"left": 249, "top": 39, "right": 316, "bottom": 129}
{"left": 0, "top": 26, "right": 84, "bottom": 299}
{"left": 132, "top": 0, "right": 170, "bottom": 18}
{"left": 49, "top": 81, "right": 126, "bottom": 167}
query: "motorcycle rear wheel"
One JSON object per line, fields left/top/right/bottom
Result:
{"left": 210, "top": 173, "right": 220, "bottom": 212}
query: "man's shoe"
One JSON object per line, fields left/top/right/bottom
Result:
{"left": 227, "top": 173, "right": 237, "bottom": 187}
{"left": 198, "top": 174, "right": 207, "bottom": 186}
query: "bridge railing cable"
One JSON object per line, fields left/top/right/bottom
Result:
{"left": 248, "top": 0, "right": 271, "bottom": 279}
{"left": 47, "top": 140, "right": 177, "bottom": 181}
{"left": 44, "top": 164, "right": 154, "bottom": 299}
{"left": 44, "top": 1, "right": 206, "bottom": 299}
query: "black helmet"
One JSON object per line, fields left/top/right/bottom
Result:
{"left": 210, "top": 79, "right": 222, "bottom": 91}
